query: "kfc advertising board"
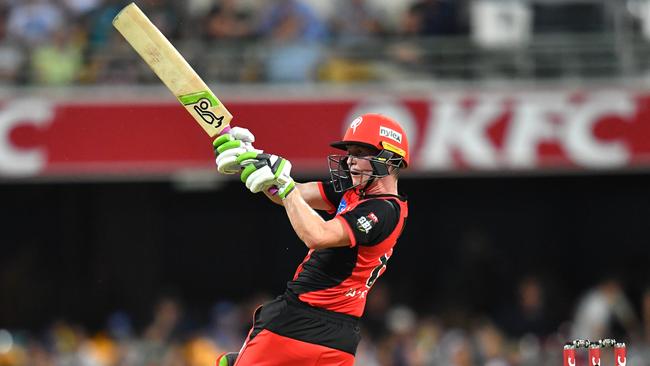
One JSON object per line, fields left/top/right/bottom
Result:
{"left": 2, "top": 90, "right": 649, "bottom": 179}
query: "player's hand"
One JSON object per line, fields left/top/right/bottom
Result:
{"left": 237, "top": 152, "right": 296, "bottom": 199}
{"left": 212, "top": 127, "right": 260, "bottom": 174}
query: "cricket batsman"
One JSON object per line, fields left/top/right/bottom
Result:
{"left": 212, "top": 113, "right": 409, "bottom": 366}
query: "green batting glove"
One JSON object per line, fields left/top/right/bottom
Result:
{"left": 212, "top": 127, "right": 259, "bottom": 174}
{"left": 237, "top": 152, "right": 296, "bottom": 199}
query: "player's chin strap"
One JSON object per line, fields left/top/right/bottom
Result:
{"left": 357, "top": 177, "right": 374, "bottom": 199}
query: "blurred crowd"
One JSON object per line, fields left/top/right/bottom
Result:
{"left": 0, "top": 0, "right": 645, "bottom": 86}
{"left": 0, "top": 0, "right": 471, "bottom": 85}
{"left": 2, "top": 277, "right": 650, "bottom": 366}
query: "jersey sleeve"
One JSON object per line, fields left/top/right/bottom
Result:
{"left": 318, "top": 181, "right": 343, "bottom": 214}
{"left": 337, "top": 199, "right": 399, "bottom": 247}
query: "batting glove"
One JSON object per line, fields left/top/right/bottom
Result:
{"left": 212, "top": 127, "right": 261, "bottom": 174}
{"left": 237, "top": 152, "right": 296, "bottom": 199}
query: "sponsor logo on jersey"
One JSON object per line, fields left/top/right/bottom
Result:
{"left": 379, "top": 126, "right": 402, "bottom": 143}
{"left": 350, "top": 117, "right": 363, "bottom": 134}
{"left": 356, "top": 212, "right": 379, "bottom": 233}
{"left": 337, "top": 198, "right": 348, "bottom": 214}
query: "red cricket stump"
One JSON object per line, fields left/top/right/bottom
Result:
{"left": 589, "top": 342, "right": 601, "bottom": 366}
{"left": 614, "top": 343, "right": 627, "bottom": 366}
{"left": 564, "top": 343, "right": 577, "bottom": 366}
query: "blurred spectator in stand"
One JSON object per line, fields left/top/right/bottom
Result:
{"left": 571, "top": 278, "right": 639, "bottom": 341}
{"left": 318, "top": 0, "right": 385, "bottom": 83}
{"left": 207, "top": 300, "right": 245, "bottom": 353}
{"left": 183, "top": 334, "right": 220, "bottom": 366}
{"left": 7, "top": 0, "right": 65, "bottom": 45}
{"left": 0, "top": 5, "right": 25, "bottom": 84}
{"left": 497, "top": 275, "right": 554, "bottom": 339}
{"left": 104, "top": 311, "right": 135, "bottom": 364}
{"left": 202, "top": 0, "right": 254, "bottom": 41}
{"left": 628, "top": 287, "right": 650, "bottom": 365}
{"left": 391, "top": 0, "right": 469, "bottom": 81}
{"left": 377, "top": 305, "right": 418, "bottom": 366}
{"left": 435, "top": 328, "right": 474, "bottom": 366}
{"left": 329, "top": 0, "right": 386, "bottom": 46}
{"left": 25, "top": 339, "right": 53, "bottom": 366}
{"left": 402, "top": 0, "right": 465, "bottom": 37}
{"left": 30, "top": 25, "right": 83, "bottom": 85}
{"left": 61, "top": 0, "right": 103, "bottom": 19}
{"left": 258, "top": 0, "right": 327, "bottom": 82}
{"left": 199, "top": 0, "right": 257, "bottom": 82}
{"left": 46, "top": 320, "right": 88, "bottom": 365}
{"left": 410, "top": 316, "right": 443, "bottom": 365}
{"left": 474, "top": 320, "right": 510, "bottom": 366}
{"left": 85, "top": 29, "right": 141, "bottom": 84}
{"left": 144, "top": 296, "right": 184, "bottom": 343}
{"left": 139, "top": 0, "right": 181, "bottom": 40}
{"left": 86, "top": 0, "right": 124, "bottom": 50}
{"left": 132, "top": 296, "right": 186, "bottom": 365}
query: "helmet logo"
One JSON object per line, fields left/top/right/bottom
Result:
{"left": 379, "top": 126, "right": 402, "bottom": 143}
{"left": 350, "top": 117, "right": 363, "bottom": 134}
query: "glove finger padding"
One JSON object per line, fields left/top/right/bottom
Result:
{"left": 239, "top": 153, "right": 270, "bottom": 183}
{"left": 246, "top": 166, "right": 276, "bottom": 193}
{"left": 213, "top": 132, "right": 260, "bottom": 174}
{"left": 212, "top": 134, "right": 235, "bottom": 152}
{"left": 229, "top": 126, "right": 255, "bottom": 143}
{"left": 216, "top": 147, "right": 247, "bottom": 174}
{"left": 239, "top": 157, "right": 275, "bottom": 193}
{"left": 238, "top": 153, "right": 296, "bottom": 199}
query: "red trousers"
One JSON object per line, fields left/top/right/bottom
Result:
{"left": 234, "top": 329, "right": 354, "bottom": 366}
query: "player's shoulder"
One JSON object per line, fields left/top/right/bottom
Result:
{"left": 355, "top": 196, "right": 403, "bottom": 218}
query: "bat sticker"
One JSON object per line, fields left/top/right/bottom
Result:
{"left": 179, "top": 91, "right": 224, "bottom": 127}
{"left": 193, "top": 98, "right": 223, "bottom": 127}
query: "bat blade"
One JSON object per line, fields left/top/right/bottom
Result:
{"left": 112, "top": 2, "right": 232, "bottom": 137}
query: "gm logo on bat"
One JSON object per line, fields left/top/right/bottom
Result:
{"left": 179, "top": 91, "right": 224, "bottom": 128}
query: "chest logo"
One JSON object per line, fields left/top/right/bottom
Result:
{"left": 356, "top": 212, "right": 379, "bottom": 234}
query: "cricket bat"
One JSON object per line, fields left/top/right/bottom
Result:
{"left": 112, "top": 2, "right": 232, "bottom": 137}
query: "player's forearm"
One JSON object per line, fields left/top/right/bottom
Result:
{"left": 263, "top": 189, "right": 284, "bottom": 205}
{"left": 282, "top": 190, "right": 329, "bottom": 248}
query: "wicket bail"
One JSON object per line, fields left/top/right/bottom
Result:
{"left": 563, "top": 339, "right": 627, "bottom": 366}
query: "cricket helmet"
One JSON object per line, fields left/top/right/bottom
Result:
{"left": 328, "top": 114, "right": 409, "bottom": 192}
{"left": 330, "top": 113, "right": 410, "bottom": 167}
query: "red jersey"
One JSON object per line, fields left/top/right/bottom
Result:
{"left": 286, "top": 181, "right": 408, "bottom": 317}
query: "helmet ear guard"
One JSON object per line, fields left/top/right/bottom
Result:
{"left": 370, "top": 150, "right": 393, "bottom": 176}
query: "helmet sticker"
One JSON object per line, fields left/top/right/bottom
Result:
{"left": 350, "top": 117, "right": 363, "bottom": 134}
{"left": 379, "top": 126, "right": 402, "bottom": 143}
{"left": 381, "top": 141, "right": 406, "bottom": 157}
